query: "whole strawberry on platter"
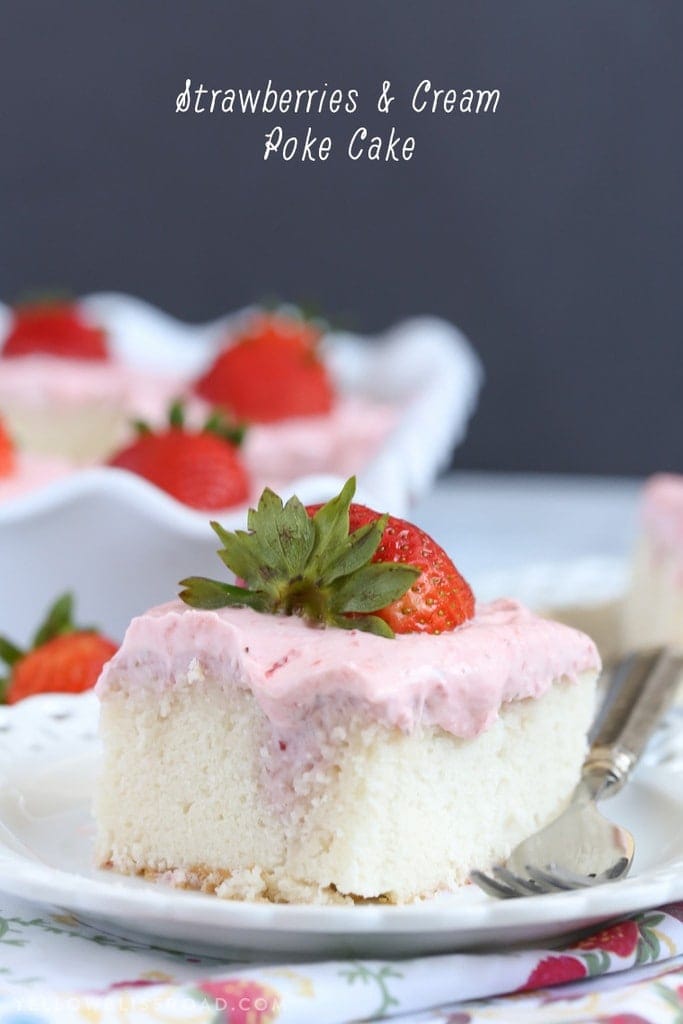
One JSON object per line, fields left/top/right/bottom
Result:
{"left": 108, "top": 401, "right": 250, "bottom": 512}
{"left": 2, "top": 297, "right": 109, "bottom": 362}
{"left": 0, "top": 593, "right": 117, "bottom": 705}
{"left": 96, "top": 476, "right": 599, "bottom": 905}
{"left": 193, "top": 310, "right": 334, "bottom": 423}
{"left": 190, "top": 307, "right": 397, "bottom": 491}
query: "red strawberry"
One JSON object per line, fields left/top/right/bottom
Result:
{"left": 109, "top": 404, "right": 249, "bottom": 511}
{"left": 194, "top": 313, "right": 334, "bottom": 423}
{"left": 0, "top": 593, "right": 117, "bottom": 704}
{"left": 576, "top": 920, "right": 640, "bottom": 957}
{"left": 180, "top": 477, "right": 475, "bottom": 639}
{"left": 305, "top": 502, "right": 475, "bottom": 634}
{"left": 0, "top": 416, "right": 16, "bottom": 478}
{"left": 518, "top": 955, "right": 587, "bottom": 991}
{"left": 7, "top": 633, "right": 117, "bottom": 704}
{"left": 3, "top": 300, "right": 108, "bottom": 361}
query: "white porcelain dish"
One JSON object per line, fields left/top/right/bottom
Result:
{"left": 476, "top": 555, "right": 627, "bottom": 610}
{"left": 0, "top": 294, "right": 482, "bottom": 643}
{"left": 0, "top": 690, "right": 681, "bottom": 959}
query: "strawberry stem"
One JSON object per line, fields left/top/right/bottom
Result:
{"left": 131, "top": 401, "right": 247, "bottom": 447}
{"left": 32, "top": 593, "right": 76, "bottom": 647}
{"left": 13, "top": 288, "right": 73, "bottom": 310}
{"left": 169, "top": 400, "right": 185, "bottom": 429}
{"left": 179, "top": 477, "right": 420, "bottom": 638}
{"left": 203, "top": 411, "right": 246, "bottom": 447}
{"left": 0, "top": 637, "right": 24, "bottom": 668}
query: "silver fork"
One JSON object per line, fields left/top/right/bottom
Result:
{"left": 471, "top": 646, "right": 683, "bottom": 899}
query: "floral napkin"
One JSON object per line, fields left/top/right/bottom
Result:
{"left": 1, "top": 894, "right": 683, "bottom": 1023}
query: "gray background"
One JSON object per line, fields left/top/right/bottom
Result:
{"left": 1, "top": 0, "right": 681, "bottom": 475}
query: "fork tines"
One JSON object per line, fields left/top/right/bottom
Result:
{"left": 471, "top": 858, "right": 630, "bottom": 899}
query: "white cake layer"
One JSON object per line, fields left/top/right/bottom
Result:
{"left": 0, "top": 397, "right": 125, "bottom": 461}
{"left": 622, "top": 536, "right": 683, "bottom": 651}
{"left": 95, "top": 669, "right": 597, "bottom": 904}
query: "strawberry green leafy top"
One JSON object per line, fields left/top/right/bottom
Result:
{"left": 179, "top": 477, "right": 420, "bottom": 638}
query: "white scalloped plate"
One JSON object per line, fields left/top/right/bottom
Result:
{"left": 0, "top": 295, "right": 483, "bottom": 521}
{"left": 0, "top": 296, "right": 481, "bottom": 643}
{"left": 0, "top": 693, "right": 681, "bottom": 959}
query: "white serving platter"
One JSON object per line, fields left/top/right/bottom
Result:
{"left": 0, "top": 295, "right": 482, "bottom": 643}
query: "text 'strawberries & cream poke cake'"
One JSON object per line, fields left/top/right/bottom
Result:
{"left": 622, "top": 473, "right": 683, "bottom": 651}
{"left": 94, "top": 478, "right": 600, "bottom": 904}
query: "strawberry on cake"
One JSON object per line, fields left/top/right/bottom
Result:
{"left": 108, "top": 402, "right": 250, "bottom": 511}
{"left": 191, "top": 312, "right": 397, "bottom": 491}
{"left": 95, "top": 478, "right": 600, "bottom": 904}
{"left": 622, "top": 473, "right": 683, "bottom": 651}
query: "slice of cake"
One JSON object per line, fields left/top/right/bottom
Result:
{"left": 622, "top": 473, "right": 683, "bottom": 650}
{"left": 94, "top": 479, "right": 600, "bottom": 904}
{"left": 0, "top": 299, "right": 122, "bottom": 460}
{"left": 0, "top": 300, "right": 185, "bottom": 461}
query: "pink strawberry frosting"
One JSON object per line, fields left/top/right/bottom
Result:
{"left": 0, "top": 356, "right": 185, "bottom": 420}
{"left": 243, "top": 396, "right": 397, "bottom": 492}
{"left": 0, "top": 451, "right": 75, "bottom": 502}
{"left": 96, "top": 599, "right": 600, "bottom": 739}
{"left": 184, "top": 393, "right": 398, "bottom": 493}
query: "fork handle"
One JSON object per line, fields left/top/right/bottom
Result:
{"left": 582, "top": 646, "right": 683, "bottom": 799}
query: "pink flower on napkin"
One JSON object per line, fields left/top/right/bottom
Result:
{"left": 194, "top": 979, "right": 281, "bottom": 1023}
{"left": 596, "top": 1016, "right": 656, "bottom": 1023}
